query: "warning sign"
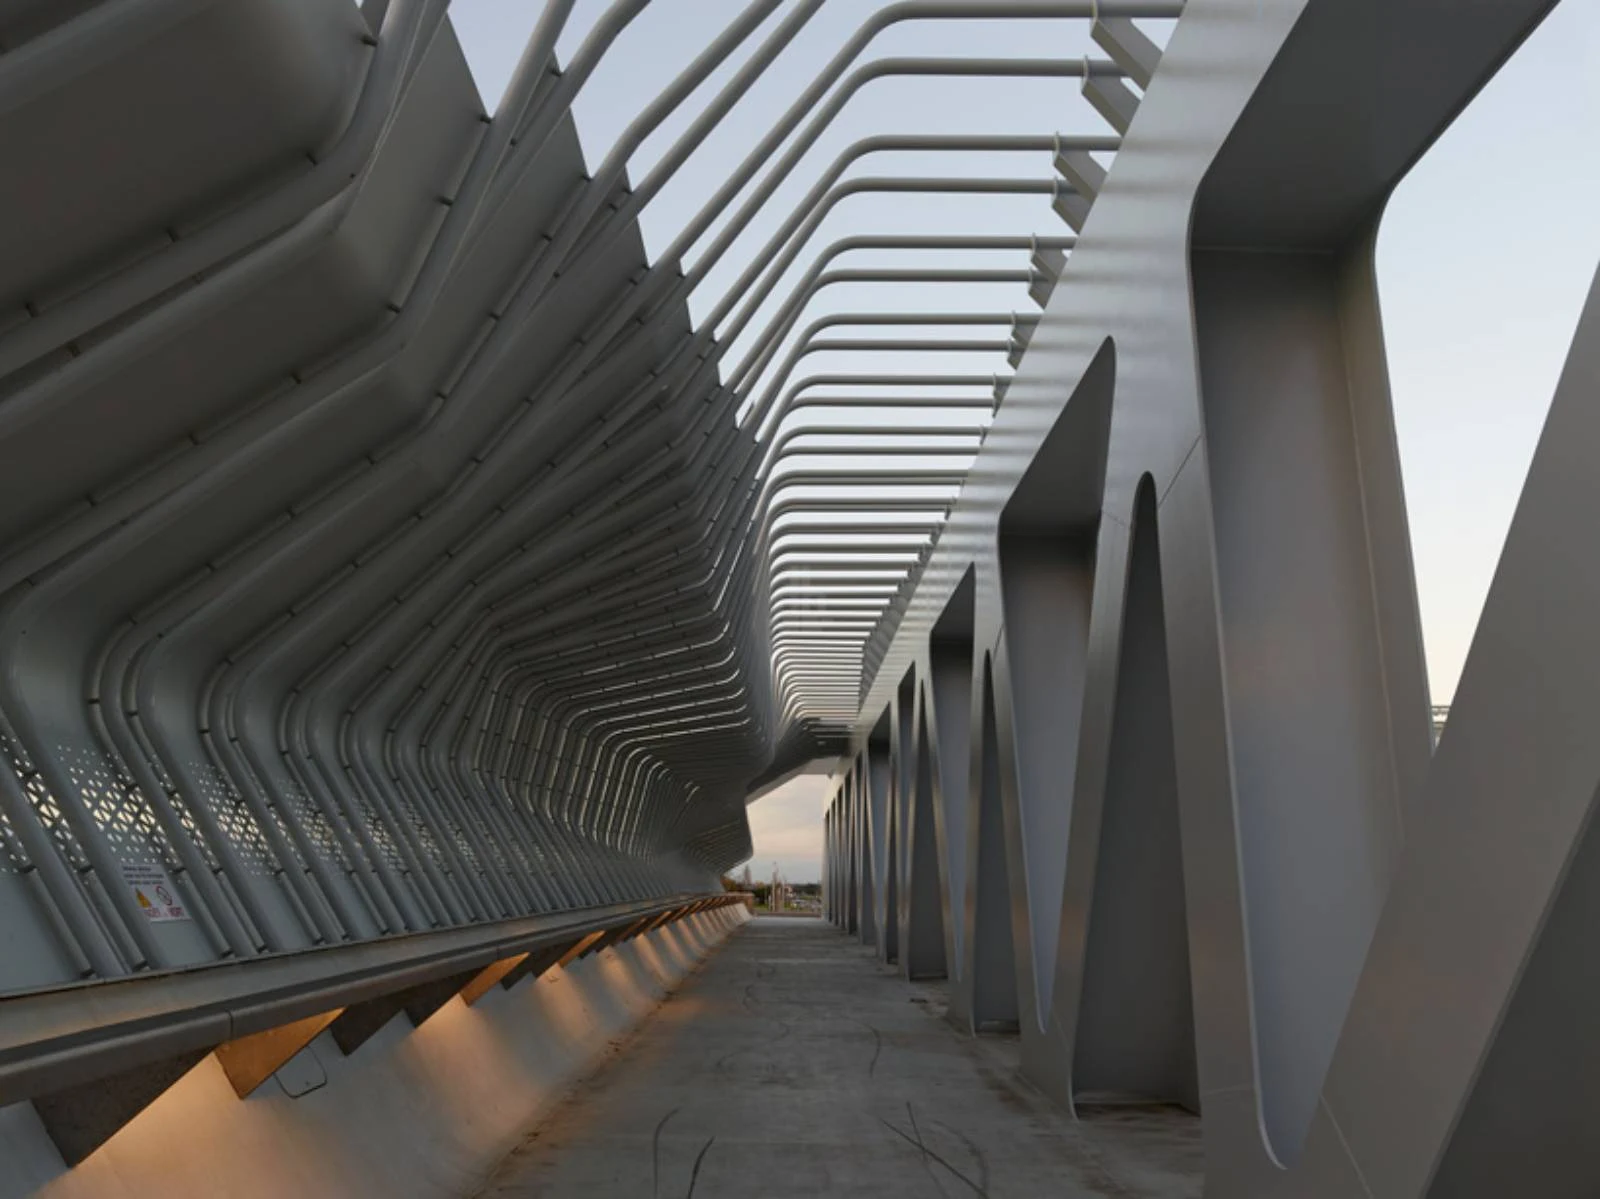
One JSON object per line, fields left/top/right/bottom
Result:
{"left": 121, "top": 862, "right": 191, "bottom": 923}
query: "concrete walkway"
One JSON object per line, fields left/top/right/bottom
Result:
{"left": 476, "top": 917, "right": 1203, "bottom": 1198}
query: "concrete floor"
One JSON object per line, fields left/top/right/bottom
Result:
{"left": 476, "top": 917, "right": 1204, "bottom": 1198}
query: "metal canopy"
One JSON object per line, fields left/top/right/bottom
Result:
{"left": 0, "top": 0, "right": 1173, "bottom": 991}
{"left": 6, "top": 3, "right": 1600, "bottom": 1195}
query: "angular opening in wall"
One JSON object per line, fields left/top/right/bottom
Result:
{"left": 1072, "top": 476, "right": 1198, "bottom": 1116}
{"left": 929, "top": 567, "right": 976, "bottom": 976}
{"left": 862, "top": 708, "right": 893, "bottom": 954}
{"left": 853, "top": 754, "right": 876, "bottom": 950}
{"left": 890, "top": 667, "right": 916, "bottom": 968}
{"left": 1376, "top": 0, "right": 1600, "bottom": 730}
{"left": 904, "top": 701, "right": 947, "bottom": 981}
{"left": 995, "top": 339, "right": 1114, "bottom": 1027}
{"left": 848, "top": 762, "right": 864, "bottom": 938}
{"left": 970, "top": 652, "right": 1019, "bottom": 1035}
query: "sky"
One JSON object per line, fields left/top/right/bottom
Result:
{"left": 446, "top": 1, "right": 1600, "bottom": 883}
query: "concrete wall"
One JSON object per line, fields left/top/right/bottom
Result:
{"left": 0, "top": 906, "right": 749, "bottom": 1199}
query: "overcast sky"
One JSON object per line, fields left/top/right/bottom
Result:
{"left": 448, "top": 1, "right": 1600, "bottom": 883}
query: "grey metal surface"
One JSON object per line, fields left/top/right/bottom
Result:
{"left": 0, "top": 0, "right": 1157, "bottom": 999}
{"left": 6, "top": 0, "right": 1596, "bottom": 1193}
{"left": 818, "top": 0, "right": 1600, "bottom": 1194}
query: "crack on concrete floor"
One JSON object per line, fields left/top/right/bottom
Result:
{"left": 684, "top": 1135, "right": 716, "bottom": 1199}
{"left": 651, "top": 1107, "right": 678, "bottom": 1198}
{"left": 931, "top": 1119, "right": 991, "bottom": 1194}
{"left": 905, "top": 1102, "right": 953, "bottom": 1199}
{"left": 878, "top": 1107, "right": 988, "bottom": 1197}
{"left": 848, "top": 1017, "right": 884, "bottom": 1076}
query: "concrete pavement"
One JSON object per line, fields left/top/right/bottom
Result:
{"left": 476, "top": 917, "right": 1203, "bottom": 1197}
